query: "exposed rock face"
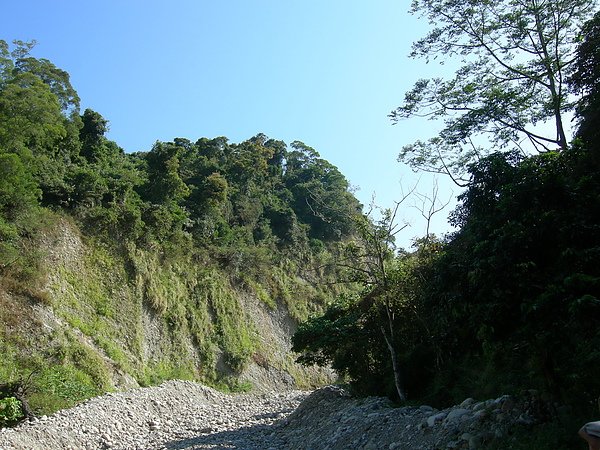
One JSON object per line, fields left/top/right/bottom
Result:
{"left": 0, "top": 382, "right": 540, "bottom": 450}
{"left": 239, "top": 293, "right": 335, "bottom": 392}
{"left": 23, "top": 219, "right": 334, "bottom": 394}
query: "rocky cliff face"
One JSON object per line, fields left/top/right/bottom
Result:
{"left": 1, "top": 217, "right": 333, "bottom": 415}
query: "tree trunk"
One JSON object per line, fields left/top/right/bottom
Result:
{"left": 533, "top": 1, "right": 568, "bottom": 150}
{"left": 381, "top": 325, "right": 406, "bottom": 403}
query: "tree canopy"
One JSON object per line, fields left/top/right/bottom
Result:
{"left": 391, "top": 0, "right": 596, "bottom": 183}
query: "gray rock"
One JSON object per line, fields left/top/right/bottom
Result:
{"left": 427, "top": 412, "right": 448, "bottom": 427}
{"left": 467, "top": 434, "right": 482, "bottom": 449}
{"left": 445, "top": 408, "right": 471, "bottom": 422}
{"left": 472, "top": 410, "right": 488, "bottom": 421}
{"left": 0, "top": 383, "right": 542, "bottom": 450}
{"left": 460, "top": 398, "right": 476, "bottom": 408}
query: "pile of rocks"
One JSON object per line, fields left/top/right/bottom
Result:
{"left": 0, "top": 381, "right": 541, "bottom": 449}
{"left": 0, "top": 381, "right": 310, "bottom": 449}
{"left": 417, "top": 394, "right": 540, "bottom": 449}
{"left": 274, "top": 386, "right": 540, "bottom": 449}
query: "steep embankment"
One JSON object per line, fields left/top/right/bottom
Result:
{"left": 0, "top": 216, "right": 334, "bottom": 416}
{"left": 0, "top": 381, "right": 542, "bottom": 450}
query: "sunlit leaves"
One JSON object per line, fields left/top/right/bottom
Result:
{"left": 394, "top": 0, "right": 596, "bottom": 181}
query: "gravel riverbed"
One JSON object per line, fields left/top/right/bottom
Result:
{"left": 0, "top": 381, "right": 538, "bottom": 449}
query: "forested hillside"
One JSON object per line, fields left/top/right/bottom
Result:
{"left": 0, "top": 39, "right": 362, "bottom": 423}
{"left": 3, "top": 2, "right": 600, "bottom": 448}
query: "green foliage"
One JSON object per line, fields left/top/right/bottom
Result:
{"left": 424, "top": 146, "right": 600, "bottom": 405}
{"left": 0, "top": 397, "right": 23, "bottom": 426}
{"left": 211, "top": 377, "right": 253, "bottom": 393}
{"left": 201, "top": 172, "right": 228, "bottom": 206}
{"left": 300, "top": 143, "right": 600, "bottom": 409}
{"left": 293, "top": 237, "right": 443, "bottom": 400}
{"left": 2, "top": 18, "right": 598, "bottom": 450}
{"left": 570, "top": 10, "right": 600, "bottom": 145}
{"left": 137, "top": 361, "right": 195, "bottom": 387}
{"left": 0, "top": 40, "right": 360, "bottom": 420}
{"left": 142, "top": 142, "right": 190, "bottom": 205}
{"left": 79, "top": 108, "right": 108, "bottom": 162}
{"left": 0, "top": 208, "right": 58, "bottom": 300}
{"left": 194, "top": 269, "right": 257, "bottom": 373}
{"left": 296, "top": 10, "right": 600, "bottom": 422}
{"left": 0, "top": 317, "right": 112, "bottom": 416}
{"left": 35, "top": 365, "right": 102, "bottom": 403}
{"left": 393, "top": 0, "right": 595, "bottom": 180}
{"left": 13, "top": 52, "right": 80, "bottom": 114}
{"left": 0, "top": 72, "right": 66, "bottom": 156}
{"left": 0, "top": 40, "right": 82, "bottom": 205}
{"left": 0, "top": 153, "right": 40, "bottom": 219}
{"left": 0, "top": 152, "right": 41, "bottom": 278}
{"left": 295, "top": 127, "right": 600, "bottom": 414}
{"left": 293, "top": 294, "right": 362, "bottom": 367}
{"left": 285, "top": 141, "right": 361, "bottom": 241}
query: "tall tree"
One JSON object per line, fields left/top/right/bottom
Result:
{"left": 0, "top": 40, "right": 83, "bottom": 204}
{"left": 391, "top": 0, "right": 596, "bottom": 183}
{"left": 569, "top": 10, "right": 600, "bottom": 144}
{"left": 353, "top": 206, "right": 409, "bottom": 402}
{"left": 137, "top": 142, "right": 191, "bottom": 242}
{"left": 284, "top": 141, "right": 360, "bottom": 241}
{"left": 79, "top": 108, "right": 109, "bottom": 162}
{"left": 293, "top": 205, "right": 444, "bottom": 402}
{"left": 0, "top": 73, "right": 66, "bottom": 156}
{"left": 13, "top": 55, "right": 80, "bottom": 114}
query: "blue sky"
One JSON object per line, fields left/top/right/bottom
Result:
{"left": 4, "top": 0, "right": 458, "bottom": 247}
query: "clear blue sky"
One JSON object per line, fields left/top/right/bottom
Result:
{"left": 4, "top": 0, "right": 458, "bottom": 247}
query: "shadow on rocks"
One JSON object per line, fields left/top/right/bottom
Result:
{"left": 164, "top": 421, "right": 284, "bottom": 450}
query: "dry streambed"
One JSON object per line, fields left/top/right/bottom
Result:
{"left": 0, "top": 381, "right": 539, "bottom": 449}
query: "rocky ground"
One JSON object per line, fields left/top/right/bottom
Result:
{"left": 0, "top": 381, "right": 540, "bottom": 449}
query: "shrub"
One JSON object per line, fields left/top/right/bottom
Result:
{"left": 0, "top": 397, "right": 23, "bottom": 426}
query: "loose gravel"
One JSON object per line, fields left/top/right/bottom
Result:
{"left": 0, "top": 381, "right": 538, "bottom": 449}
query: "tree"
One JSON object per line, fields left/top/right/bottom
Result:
{"left": 391, "top": 0, "right": 596, "bottom": 183}
{"left": 293, "top": 203, "right": 445, "bottom": 401}
{"left": 569, "top": 11, "right": 600, "bottom": 144}
{"left": 137, "top": 142, "right": 191, "bottom": 243}
{"left": 284, "top": 141, "right": 361, "bottom": 241}
{"left": 0, "top": 40, "right": 35, "bottom": 86}
{"left": 0, "top": 72, "right": 71, "bottom": 203}
{"left": 1, "top": 39, "right": 82, "bottom": 144}
{"left": 142, "top": 142, "right": 190, "bottom": 205}
{"left": 352, "top": 205, "right": 410, "bottom": 402}
{"left": 0, "top": 152, "right": 40, "bottom": 232}
{"left": 79, "top": 108, "right": 109, "bottom": 162}
{"left": 0, "top": 40, "right": 83, "bottom": 204}
{"left": 14, "top": 55, "right": 80, "bottom": 114}
{"left": 396, "top": 139, "right": 600, "bottom": 408}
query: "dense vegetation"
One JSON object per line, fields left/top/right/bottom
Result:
{"left": 3, "top": 3, "right": 600, "bottom": 447}
{"left": 0, "top": 39, "right": 362, "bottom": 419}
{"left": 293, "top": 5, "right": 600, "bottom": 448}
